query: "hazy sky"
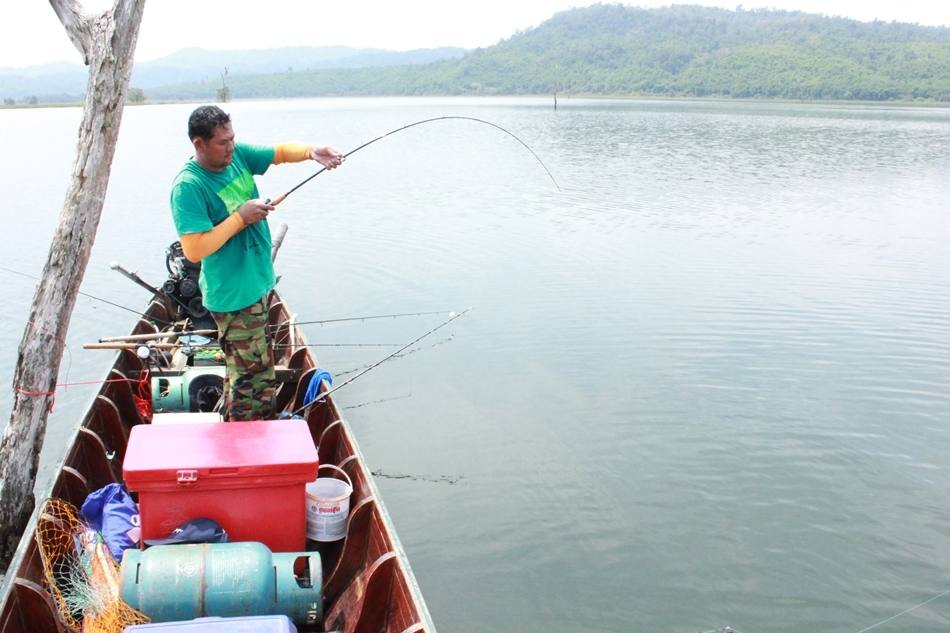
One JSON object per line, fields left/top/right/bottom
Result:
{"left": 3, "top": 1, "right": 949, "bottom": 68}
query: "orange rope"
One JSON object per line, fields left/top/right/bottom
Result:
{"left": 133, "top": 370, "right": 152, "bottom": 420}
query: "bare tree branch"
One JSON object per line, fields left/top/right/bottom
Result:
{"left": 48, "top": 0, "right": 93, "bottom": 64}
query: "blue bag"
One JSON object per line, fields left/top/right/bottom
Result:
{"left": 81, "top": 483, "right": 141, "bottom": 561}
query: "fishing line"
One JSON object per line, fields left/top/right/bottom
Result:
{"left": 370, "top": 469, "right": 463, "bottom": 485}
{"left": 0, "top": 264, "right": 171, "bottom": 325}
{"left": 332, "top": 335, "right": 456, "bottom": 376}
{"left": 268, "top": 116, "right": 560, "bottom": 207}
{"left": 852, "top": 587, "right": 950, "bottom": 633}
{"left": 273, "top": 342, "right": 404, "bottom": 348}
{"left": 343, "top": 393, "right": 413, "bottom": 410}
{"left": 293, "top": 307, "right": 470, "bottom": 415}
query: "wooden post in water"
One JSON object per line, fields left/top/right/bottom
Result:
{"left": 0, "top": 0, "right": 146, "bottom": 572}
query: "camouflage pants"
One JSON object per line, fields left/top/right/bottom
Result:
{"left": 211, "top": 297, "right": 275, "bottom": 421}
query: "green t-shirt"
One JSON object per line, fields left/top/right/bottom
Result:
{"left": 170, "top": 143, "right": 277, "bottom": 312}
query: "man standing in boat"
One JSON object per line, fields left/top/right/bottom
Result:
{"left": 170, "top": 105, "right": 343, "bottom": 421}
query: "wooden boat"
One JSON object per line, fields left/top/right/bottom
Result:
{"left": 0, "top": 281, "right": 437, "bottom": 633}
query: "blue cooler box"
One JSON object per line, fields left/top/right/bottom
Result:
{"left": 124, "top": 615, "right": 297, "bottom": 632}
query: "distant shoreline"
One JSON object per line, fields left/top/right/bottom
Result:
{"left": 3, "top": 94, "right": 950, "bottom": 110}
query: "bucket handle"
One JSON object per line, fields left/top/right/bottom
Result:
{"left": 319, "top": 464, "right": 353, "bottom": 490}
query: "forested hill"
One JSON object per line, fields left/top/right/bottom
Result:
{"left": 155, "top": 4, "right": 950, "bottom": 102}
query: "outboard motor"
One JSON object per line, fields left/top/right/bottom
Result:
{"left": 163, "top": 241, "right": 215, "bottom": 330}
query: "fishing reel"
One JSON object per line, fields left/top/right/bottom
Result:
{"left": 163, "top": 241, "right": 214, "bottom": 329}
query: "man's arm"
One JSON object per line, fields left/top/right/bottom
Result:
{"left": 179, "top": 199, "right": 274, "bottom": 262}
{"left": 180, "top": 142, "right": 344, "bottom": 262}
{"left": 274, "top": 142, "right": 344, "bottom": 169}
{"left": 273, "top": 143, "right": 312, "bottom": 164}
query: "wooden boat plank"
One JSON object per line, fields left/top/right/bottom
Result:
{"left": 5, "top": 579, "right": 63, "bottom": 633}
{"left": 324, "top": 496, "right": 378, "bottom": 603}
{"left": 88, "top": 395, "right": 130, "bottom": 465}
{"left": 51, "top": 466, "right": 89, "bottom": 509}
{"left": 103, "top": 368, "right": 147, "bottom": 428}
{"left": 324, "top": 551, "right": 397, "bottom": 633}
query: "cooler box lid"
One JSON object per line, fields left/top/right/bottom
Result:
{"left": 123, "top": 420, "right": 317, "bottom": 490}
{"left": 123, "top": 614, "right": 297, "bottom": 632}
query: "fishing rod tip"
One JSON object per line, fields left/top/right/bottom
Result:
{"left": 109, "top": 261, "right": 119, "bottom": 270}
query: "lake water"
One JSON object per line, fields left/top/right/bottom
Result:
{"left": 1, "top": 97, "right": 949, "bottom": 633}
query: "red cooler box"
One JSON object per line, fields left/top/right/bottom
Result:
{"left": 124, "top": 420, "right": 318, "bottom": 552}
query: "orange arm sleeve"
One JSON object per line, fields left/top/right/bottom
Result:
{"left": 273, "top": 142, "right": 313, "bottom": 164}
{"left": 179, "top": 213, "right": 245, "bottom": 262}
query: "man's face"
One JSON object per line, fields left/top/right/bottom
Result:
{"left": 194, "top": 123, "right": 235, "bottom": 171}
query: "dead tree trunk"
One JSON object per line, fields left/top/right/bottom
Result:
{"left": 0, "top": 0, "right": 145, "bottom": 573}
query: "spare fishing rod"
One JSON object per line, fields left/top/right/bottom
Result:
{"left": 292, "top": 307, "right": 471, "bottom": 416}
{"left": 267, "top": 116, "right": 560, "bottom": 208}
{"left": 269, "top": 309, "right": 458, "bottom": 330}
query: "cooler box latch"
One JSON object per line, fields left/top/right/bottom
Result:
{"left": 177, "top": 469, "right": 198, "bottom": 484}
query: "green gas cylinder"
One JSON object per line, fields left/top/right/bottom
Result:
{"left": 120, "top": 543, "right": 321, "bottom": 626}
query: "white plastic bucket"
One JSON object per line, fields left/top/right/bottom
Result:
{"left": 305, "top": 464, "right": 353, "bottom": 542}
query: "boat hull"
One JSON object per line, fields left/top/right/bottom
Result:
{"left": 0, "top": 292, "right": 436, "bottom": 633}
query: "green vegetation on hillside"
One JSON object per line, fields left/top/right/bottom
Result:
{"left": 147, "top": 5, "right": 950, "bottom": 102}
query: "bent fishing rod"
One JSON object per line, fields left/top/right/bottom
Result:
{"left": 267, "top": 116, "right": 561, "bottom": 207}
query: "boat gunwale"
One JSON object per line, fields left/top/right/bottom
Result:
{"left": 279, "top": 296, "right": 437, "bottom": 632}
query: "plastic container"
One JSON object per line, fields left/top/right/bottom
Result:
{"left": 123, "top": 420, "right": 318, "bottom": 552}
{"left": 123, "top": 614, "right": 297, "bottom": 632}
{"left": 121, "top": 543, "right": 319, "bottom": 626}
{"left": 305, "top": 465, "right": 353, "bottom": 542}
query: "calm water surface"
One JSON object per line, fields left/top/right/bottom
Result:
{"left": 1, "top": 97, "right": 949, "bottom": 633}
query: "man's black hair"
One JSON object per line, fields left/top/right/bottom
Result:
{"left": 188, "top": 105, "right": 231, "bottom": 141}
